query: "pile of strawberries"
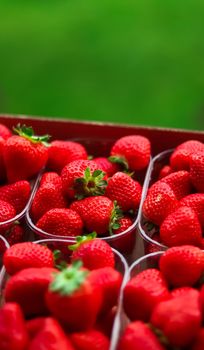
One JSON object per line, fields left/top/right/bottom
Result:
{"left": 119, "top": 245, "right": 204, "bottom": 349}
{"left": 142, "top": 140, "right": 204, "bottom": 248}
{"left": 0, "top": 235, "right": 124, "bottom": 349}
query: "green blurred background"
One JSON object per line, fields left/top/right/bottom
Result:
{"left": 0, "top": 0, "right": 204, "bottom": 130}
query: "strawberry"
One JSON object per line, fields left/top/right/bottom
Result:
{"left": 5, "top": 223, "right": 24, "bottom": 246}
{"left": 113, "top": 216, "right": 133, "bottom": 234}
{"left": 48, "top": 140, "right": 88, "bottom": 173}
{"left": 0, "top": 136, "right": 6, "bottom": 182}
{"left": 31, "top": 182, "right": 67, "bottom": 221}
{"left": 0, "top": 302, "right": 29, "bottom": 350}
{"left": 26, "top": 317, "right": 47, "bottom": 339}
{"left": 105, "top": 172, "right": 142, "bottom": 212}
{"left": 158, "top": 165, "right": 172, "bottom": 179}
{"left": 36, "top": 208, "right": 83, "bottom": 237}
{"left": 28, "top": 317, "right": 75, "bottom": 350}
{"left": 96, "top": 306, "right": 117, "bottom": 337}
{"left": 61, "top": 159, "right": 107, "bottom": 199}
{"left": 151, "top": 289, "right": 201, "bottom": 347}
{"left": 0, "top": 180, "right": 31, "bottom": 213}
{"left": 145, "top": 234, "right": 162, "bottom": 255}
{"left": 94, "top": 157, "right": 119, "bottom": 177}
{"left": 160, "top": 170, "right": 191, "bottom": 200}
{"left": 69, "top": 233, "right": 115, "bottom": 270}
{"left": 118, "top": 321, "right": 165, "bottom": 350}
{"left": 70, "top": 329, "right": 110, "bottom": 350}
{"left": 160, "top": 206, "right": 202, "bottom": 247}
{"left": 192, "top": 328, "right": 204, "bottom": 350}
{"left": 45, "top": 262, "right": 103, "bottom": 331}
{"left": 159, "top": 245, "right": 204, "bottom": 287}
{"left": 180, "top": 193, "right": 204, "bottom": 229}
{"left": 70, "top": 196, "right": 121, "bottom": 236}
{"left": 112, "top": 216, "right": 134, "bottom": 253}
{"left": 0, "top": 199, "right": 16, "bottom": 234}
{"left": 198, "top": 285, "right": 204, "bottom": 318}
{"left": 0, "top": 123, "right": 12, "bottom": 139}
{"left": 88, "top": 267, "right": 122, "bottom": 314}
{"left": 170, "top": 140, "right": 204, "bottom": 171}
{"left": 142, "top": 182, "right": 178, "bottom": 225}
{"left": 3, "top": 124, "right": 49, "bottom": 182}
{"left": 171, "top": 286, "right": 197, "bottom": 298}
{"left": 190, "top": 152, "right": 204, "bottom": 192}
{"left": 5, "top": 267, "right": 57, "bottom": 316}
{"left": 40, "top": 171, "right": 62, "bottom": 186}
{"left": 110, "top": 135, "right": 151, "bottom": 171}
{"left": 123, "top": 269, "right": 170, "bottom": 322}
{"left": 3, "top": 241, "right": 54, "bottom": 275}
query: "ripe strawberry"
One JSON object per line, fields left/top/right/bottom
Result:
{"left": 180, "top": 193, "right": 204, "bottom": 229}
{"left": 0, "top": 123, "right": 12, "bottom": 139}
{"left": 0, "top": 136, "right": 6, "bottom": 182}
{"left": 45, "top": 262, "right": 103, "bottom": 331}
{"left": 61, "top": 159, "right": 107, "bottom": 199}
{"left": 0, "top": 199, "right": 16, "bottom": 234}
{"left": 36, "top": 208, "right": 83, "bottom": 237}
{"left": 88, "top": 267, "right": 122, "bottom": 314}
{"left": 5, "top": 267, "right": 57, "bottom": 316}
{"left": 159, "top": 245, "right": 204, "bottom": 287}
{"left": 118, "top": 321, "right": 165, "bottom": 350}
{"left": 158, "top": 165, "right": 172, "bottom": 179}
{"left": 171, "top": 286, "right": 197, "bottom": 298}
{"left": 0, "top": 180, "right": 31, "bottom": 213}
{"left": 113, "top": 216, "right": 133, "bottom": 234}
{"left": 5, "top": 223, "right": 24, "bottom": 246}
{"left": 142, "top": 182, "right": 178, "bottom": 225}
{"left": 3, "top": 124, "right": 49, "bottom": 182}
{"left": 123, "top": 269, "right": 170, "bottom": 322}
{"left": 94, "top": 157, "right": 119, "bottom": 177}
{"left": 40, "top": 171, "right": 62, "bottom": 186}
{"left": 0, "top": 302, "right": 29, "bottom": 350}
{"left": 105, "top": 172, "right": 142, "bottom": 211}
{"left": 170, "top": 140, "right": 204, "bottom": 171}
{"left": 112, "top": 216, "right": 134, "bottom": 253}
{"left": 70, "top": 329, "right": 110, "bottom": 350}
{"left": 160, "top": 170, "right": 191, "bottom": 200}
{"left": 28, "top": 317, "right": 75, "bottom": 350}
{"left": 26, "top": 317, "right": 47, "bottom": 339}
{"left": 48, "top": 140, "right": 88, "bottom": 173}
{"left": 151, "top": 289, "right": 201, "bottom": 347}
{"left": 110, "top": 135, "right": 151, "bottom": 171}
{"left": 160, "top": 206, "right": 202, "bottom": 247}
{"left": 31, "top": 182, "right": 67, "bottom": 221}
{"left": 3, "top": 241, "right": 54, "bottom": 275}
{"left": 192, "top": 328, "right": 204, "bottom": 350}
{"left": 70, "top": 233, "right": 115, "bottom": 270}
{"left": 70, "top": 196, "right": 121, "bottom": 236}
{"left": 190, "top": 152, "right": 204, "bottom": 192}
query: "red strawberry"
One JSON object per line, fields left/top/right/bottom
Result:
{"left": 123, "top": 269, "right": 170, "bottom": 322}
{"left": 88, "top": 267, "right": 122, "bottom": 314}
{"left": 170, "top": 140, "right": 204, "bottom": 171}
{"left": 0, "top": 199, "right": 16, "bottom": 234}
{"left": 118, "top": 321, "right": 165, "bottom": 350}
{"left": 94, "top": 157, "right": 119, "bottom": 177}
{"left": 160, "top": 170, "right": 191, "bottom": 200}
{"left": 145, "top": 234, "right": 162, "bottom": 255}
{"left": 160, "top": 206, "right": 202, "bottom": 247}
{"left": 190, "top": 152, "right": 204, "bottom": 192}
{"left": 112, "top": 216, "right": 134, "bottom": 253}
{"left": 0, "top": 123, "right": 12, "bottom": 139}
{"left": 61, "top": 159, "right": 107, "bottom": 199}
{"left": 5, "top": 267, "right": 57, "bottom": 316}
{"left": 159, "top": 245, "right": 204, "bottom": 287}
{"left": 180, "top": 193, "right": 204, "bottom": 229}
{"left": 3, "top": 241, "right": 54, "bottom": 275}
{"left": 40, "top": 171, "right": 62, "bottom": 186}
{"left": 31, "top": 182, "right": 67, "bottom": 221}
{"left": 151, "top": 289, "right": 201, "bottom": 347}
{"left": 0, "top": 180, "right": 31, "bottom": 213}
{"left": 192, "top": 328, "right": 204, "bottom": 350}
{"left": 113, "top": 216, "right": 133, "bottom": 234}
{"left": 0, "top": 136, "right": 6, "bottom": 182}
{"left": 5, "top": 223, "right": 24, "bottom": 246}
{"left": 28, "top": 317, "right": 75, "bottom": 350}
{"left": 105, "top": 172, "right": 142, "bottom": 211}
{"left": 70, "top": 329, "right": 110, "bottom": 350}
{"left": 158, "top": 165, "right": 172, "bottom": 179}
{"left": 45, "top": 262, "right": 103, "bottom": 331}
{"left": 70, "top": 233, "right": 115, "bottom": 270}
{"left": 0, "top": 302, "right": 29, "bottom": 350}
{"left": 48, "top": 140, "right": 88, "bottom": 173}
{"left": 171, "top": 286, "right": 197, "bottom": 298}
{"left": 110, "top": 135, "right": 151, "bottom": 171}
{"left": 3, "top": 124, "right": 49, "bottom": 182}
{"left": 70, "top": 196, "right": 121, "bottom": 236}
{"left": 26, "top": 317, "right": 47, "bottom": 339}
{"left": 36, "top": 208, "right": 83, "bottom": 237}
{"left": 142, "top": 182, "right": 178, "bottom": 225}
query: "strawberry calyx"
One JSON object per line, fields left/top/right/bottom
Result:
{"left": 109, "top": 201, "right": 123, "bottom": 235}
{"left": 74, "top": 167, "right": 107, "bottom": 199}
{"left": 108, "top": 155, "right": 129, "bottom": 171}
{"left": 13, "top": 124, "right": 50, "bottom": 146}
{"left": 69, "top": 232, "right": 97, "bottom": 251}
{"left": 49, "top": 260, "right": 89, "bottom": 296}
